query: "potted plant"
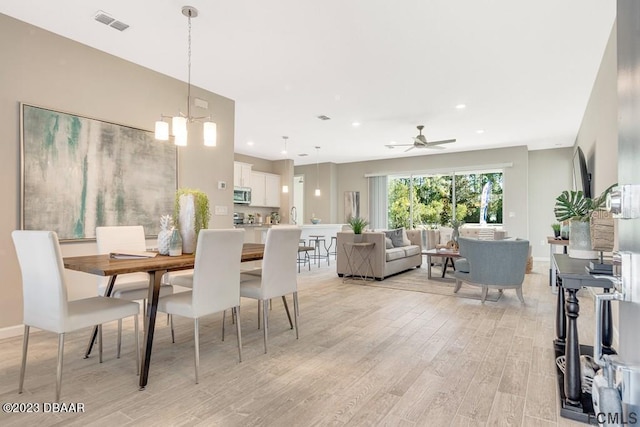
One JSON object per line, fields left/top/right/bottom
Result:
{"left": 554, "top": 184, "right": 615, "bottom": 259}
{"left": 174, "top": 188, "right": 210, "bottom": 254}
{"left": 347, "top": 216, "right": 369, "bottom": 242}
{"left": 551, "top": 223, "right": 561, "bottom": 238}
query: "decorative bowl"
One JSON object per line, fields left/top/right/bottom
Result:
{"left": 310, "top": 218, "right": 321, "bottom": 224}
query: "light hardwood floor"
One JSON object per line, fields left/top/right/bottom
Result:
{"left": 0, "top": 261, "right": 594, "bottom": 426}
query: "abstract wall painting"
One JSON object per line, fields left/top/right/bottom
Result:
{"left": 20, "top": 103, "right": 177, "bottom": 240}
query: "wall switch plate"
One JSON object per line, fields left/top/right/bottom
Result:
{"left": 214, "top": 205, "right": 228, "bottom": 215}
{"left": 218, "top": 181, "right": 226, "bottom": 190}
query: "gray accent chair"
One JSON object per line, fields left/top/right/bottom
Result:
{"left": 453, "top": 237, "right": 529, "bottom": 303}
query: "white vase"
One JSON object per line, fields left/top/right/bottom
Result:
{"left": 568, "top": 220, "right": 598, "bottom": 259}
{"left": 353, "top": 234, "right": 363, "bottom": 243}
{"left": 178, "top": 194, "right": 197, "bottom": 254}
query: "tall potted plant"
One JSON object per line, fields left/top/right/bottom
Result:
{"left": 175, "top": 188, "right": 210, "bottom": 254}
{"left": 554, "top": 184, "right": 615, "bottom": 259}
{"left": 347, "top": 216, "right": 369, "bottom": 243}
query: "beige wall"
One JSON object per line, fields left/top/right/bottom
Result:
{"left": 575, "top": 22, "right": 618, "bottom": 194}
{"left": 528, "top": 148, "right": 573, "bottom": 256}
{"left": 0, "top": 14, "right": 235, "bottom": 330}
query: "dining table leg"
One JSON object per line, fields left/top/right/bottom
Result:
{"left": 84, "top": 275, "right": 118, "bottom": 358}
{"left": 139, "top": 269, "right": 166, "bottom": 389}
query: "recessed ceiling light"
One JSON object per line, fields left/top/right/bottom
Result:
{"left": 247, "top": 141, "right": 254, "bottom": 146}
{"left": 476, "top": 129, "right": 485, "bottom": 134}
{"left": 352, "top": 122, "right": 361, "bottom": 127}
{"left": 317, "top": 115, "right": 331, "bottom": 121}
{"left": 298, "top": 153, "right": 308, "bottom": 157}
{"left": 455, "top": 104, "right": 466, "bottom": 109}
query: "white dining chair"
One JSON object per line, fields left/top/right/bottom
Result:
{"left": 96, "top": 225, "right": 173, "bottom": 357}
{"left": 240, "top": 227, "right": 302, "bottom": 353}
{"left": 12, "top": 230, "right": 140, "bottom": 402}
{"left": 157, "top": 229, "right": 245, "bottom": 384}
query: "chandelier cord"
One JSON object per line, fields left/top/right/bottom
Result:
{"left": 186, "top": 10, "right": 192, "bottom": 120}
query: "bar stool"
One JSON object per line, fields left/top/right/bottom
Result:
{"left": 297, "top": 239, "right": 311, "bottom": 273}
{"left": 325, "top": 236, "right": 338, "bottom": 260}
{"left": 308, "top": 235, "right": 329, "bottom": 267}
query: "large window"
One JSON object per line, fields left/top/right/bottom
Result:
{"left": 388, "top": 170, "right": 503, "bottom": 229}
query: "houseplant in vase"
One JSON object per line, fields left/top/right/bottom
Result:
{"left": 553, "top": 184, "right": 615, "bottom": 259}
{"left": 347, "top": 216, "right": 369, "bottom": 243}
{"left": 174, "top": 188, "right": 210, "bottom": 254}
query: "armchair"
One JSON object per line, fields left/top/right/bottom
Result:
{"left": 453, "top": 237, "right": 529, "bottom": 303}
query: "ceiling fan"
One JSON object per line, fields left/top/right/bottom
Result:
{"left": 385, "top": 125, "right": 456, "bottom": 152}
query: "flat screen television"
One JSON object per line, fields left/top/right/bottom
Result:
{"left": 573, "top": 146, "right": 591, "bottom": 198}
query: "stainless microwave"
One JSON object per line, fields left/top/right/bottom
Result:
{"left": 233, "top": 187, "right": 251, "bottom": 204}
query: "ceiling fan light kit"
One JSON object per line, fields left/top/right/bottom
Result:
{"left": 385, "top": 125, "right": 456, "bottom": 152}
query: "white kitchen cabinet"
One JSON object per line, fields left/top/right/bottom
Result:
{"left": 250, "top": 171, "right": 281, "bottom": 207}
{"left": 265, "top": 173, "right": 281, "bottom": 208}
{"left": 234, "top": 162, "right": 252, "bottom": 188}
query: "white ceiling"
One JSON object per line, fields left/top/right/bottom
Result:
{"left": 0, "top": 1, "right": 616, "bottom": 165}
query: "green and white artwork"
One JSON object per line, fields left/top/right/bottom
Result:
{"left": 20, "top": 104, "right": 177, "bottom": 240}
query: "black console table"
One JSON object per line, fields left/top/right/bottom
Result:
{"left": 553, "top": 254, "right": 616, "bottom": 424}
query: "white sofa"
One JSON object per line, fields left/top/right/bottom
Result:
{"left": 336, "top": 230, "right": 422, "bottom": 280}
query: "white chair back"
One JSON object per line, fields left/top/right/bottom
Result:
{"left": 261, "top": 227, "right": 302, "bottom": 300}
{"left": 191, "top": 229, "right": 244, "bottom": 317}
{"left": 95, "top": 226, "right": 149, "bottom": 290}
{"left": 12, "top": 230, "right": 68, "bottom": 333}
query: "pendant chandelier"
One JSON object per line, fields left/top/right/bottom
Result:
{"left": 315, "top": 146, "right": 321, "bottom": 197}
{"left": 154, "top": 6, "right": 216, "bottom": 147}
{"left": 282, "top": 136, "right": 289, "bottom": 193}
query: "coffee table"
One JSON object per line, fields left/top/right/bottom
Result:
{"left": 423, "top": 248, "right": 462, "bottom": 280}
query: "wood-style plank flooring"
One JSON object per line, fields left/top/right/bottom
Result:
{"left": 0, "top": 261, "right": 593, "bottom": 426}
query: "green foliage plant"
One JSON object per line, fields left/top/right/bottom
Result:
{"left": 347, "top": 216, "right": 369, "bottom": 234}
{"left": 175, "top": 188, "right": 210, "bottom": 235}
{"left": 551, "top": 223, "right": 561, "bottom": 232}
{"left": 554, "top": 184, "right": 616, "bottom": 222}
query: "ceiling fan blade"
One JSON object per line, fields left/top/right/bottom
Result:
{"left": 423, "top": 144, "right": 446, "bottom": 150}
{"left": 404, "top": 146, "right": 415, "bottom": 152}
{"left": 385, "top": 143, "right": 413, "bottom": 148}
{"left": 427, "top": 138, "right": 456, "bottom": 146}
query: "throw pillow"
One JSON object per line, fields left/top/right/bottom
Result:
{"left": 401, "top": 228, "right": 412, "bottom": 246}
{"left": 385, "top": 237, "right": 394, "bottom": 249}
{"left": 385, "top": 228, "right": 407, "bottom": 247}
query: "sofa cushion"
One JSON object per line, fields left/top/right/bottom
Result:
{"left": 385, "top": 228, "right": 408, "bottom": 247}
{"left": 401, "top": 228, "right": 412, "bottom": 246}
{"left": 403, "top": 245, "right": 421, "bottom": 257}
{"left": 385, "top": 237, "right": 394, "bottom": 249}
{"left": 385, "top": 247, "right": 406, "bottom": 261}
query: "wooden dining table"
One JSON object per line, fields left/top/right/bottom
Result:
{"left": 63, "top": 243, "right": 266, "bottom": 389}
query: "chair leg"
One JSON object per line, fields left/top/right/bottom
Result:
{"left": 194, "top": 318, "right": 200, "bottom": 384}
{"left": 55, "top": 333, "right": 65, "bottom": 402}
{"left": 167, "top": 313, "right": 170, "bottom": 325}
{"left": 257, "top": 300, "right": 261, "bottom": 330}
{"left": 516, "top": 287, "right": 525, "bottom": 304}
{"left": 293, "top": 292, "right": 299, "bottom": 340}
{"left": 282, "top": 296, "right": 293, "bottom": 329}
{"left": 262, "top": 299, "right": 269, "bottom": 354}
{"left": 170, "top": 315, "right": 175, "bottom": 344}
{"left": 18, "top": 325, "right": 29, "bottom": 394}
{"left": 481, "top": 286, "right": 488, "bottom": 303}
{"left": 222, "top": 310, "right": 226, "bottom": 342}
{"left": 98, "top": 324, "right": 103, "bottom": 363}
{"left": 454, "top": 279, "right": 462, "bottom": 293}
{"left": 133, "top": 314, "right": 140, "bottom": 376}
{"left": 117, "top": 319, "right": 122, "bottom": 359}
{"left": 234, "top": 306, "right": 243, "bottom": 363}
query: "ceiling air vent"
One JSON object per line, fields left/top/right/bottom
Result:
{"left": 94, "top": 11, "right": 130, "bottom": 32}
{"left": 317, "top": 115, "right": 331, "bottom": 121}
